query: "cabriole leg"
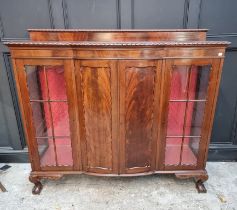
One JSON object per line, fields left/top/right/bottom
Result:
{"left": 29, "top": 173, "right": 63, "bottom": 195}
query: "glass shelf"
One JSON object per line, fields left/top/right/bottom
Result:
{"left": 165, "top": 65, "right": 211, "bottom": 167}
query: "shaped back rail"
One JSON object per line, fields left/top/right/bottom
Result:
{"left": 28, "top": 29, "right": 207, "bottom": 42}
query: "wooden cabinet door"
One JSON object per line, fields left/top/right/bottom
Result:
{"left": 160, "top": 59, "right": 222, "bottom": 170}
{"left": 119, "top": 60, "right": 162, "bottom": 174}
{"left": 75, "top": 60, "right": 118, "bottom": 174}
{"left": 14, "top": 59, "right": 79, "bottom": 171}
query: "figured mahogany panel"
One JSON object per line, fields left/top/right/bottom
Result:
{"left": 119, "top": 60, "right": 161, "bottom": 173}
{"left": 76, "top": 60, "right": 117, "bottom": 173}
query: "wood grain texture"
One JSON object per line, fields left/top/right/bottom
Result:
{"left": 119, "top": 60, "right": 160, "bottom": 173}
{"left": 13, "top": 59, "right": 40, "bottom": 171}
{"left": 201, "top": 59, "right": 223, "bottom": 168}
{"left": 9, "top": 47, "right": 226, "bottom": 60}
{"left": 28, "top": 29, "right": 208, "bottom": 42}
{"left": 63, "top": 60, "right": 81, "bottom": 171}
{"left": 125, "top": 66, "right": 154, "bottom": 168}
{"left": 77, "top": 60, "right": 117, "bottom": 173}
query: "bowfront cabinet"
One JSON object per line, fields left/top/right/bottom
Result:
{"left": 5, "top": 29, "right": 229, "bottom": 194}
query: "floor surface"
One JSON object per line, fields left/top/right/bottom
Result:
{"left": 0, "top": 162, "right": 237, "bottom": 210}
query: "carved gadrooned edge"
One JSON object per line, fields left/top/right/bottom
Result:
{"left": 27, "top": 29, "right": 209, "bottom": 32}
{"left": 4, "top": 41, "right": 230, "bottom": 47}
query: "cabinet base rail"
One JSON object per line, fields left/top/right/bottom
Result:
{"left": 29, "top": 169, "right": 208, "bottom": 194}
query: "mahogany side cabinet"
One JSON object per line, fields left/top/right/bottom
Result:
{"left": 4, "top": 29, "right": 229, "bottom": 194}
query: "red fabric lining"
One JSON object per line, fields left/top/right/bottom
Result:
{"left": 38, "top": 66, "right": 70, "bottom": 142}
{"left": 166, "top": 66, "right": 200, "bottom": 165}
{"left": 38, "top": 66, "right": 72, "bottom": 166}
{"left": 37, "top": 65, "right": 202, "bottom": 167}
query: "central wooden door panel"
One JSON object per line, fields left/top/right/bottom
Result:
{"left": 75, "top": 60, "right": 118, "bottom": 174}
{"left": 119, "top": 60, "right": 161, "bottom": 174}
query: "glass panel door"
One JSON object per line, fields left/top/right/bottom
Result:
{"left": 25, "top": 65, "right": 73, "bottom": 167}
{"left": 164, "top": 63, "right": 211, "bottom": 167}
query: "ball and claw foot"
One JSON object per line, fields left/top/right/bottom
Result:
{"left": 195, "top": 180, "right": 207, "bottom": 193}
{"left": 32, "top": 181, "right": 43, "bottom": 195}
{"left": 29, "top": 175, "right": 43, "bottom": 195}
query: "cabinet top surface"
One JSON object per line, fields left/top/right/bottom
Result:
{"left": 27, "top": 29, "right": 208, "bottom": 32}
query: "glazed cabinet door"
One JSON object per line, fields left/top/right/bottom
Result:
{"left": 14, "top": 59, "right": 80, "bottom": 171}
{"left": 75, "top": 60, "right": 118, "bottom": 174}
{"left": 160, "top": 59, "right": 222, "bottom": 170}
{"left": 119, "top": 60, "right": 162, "bottom": 174}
